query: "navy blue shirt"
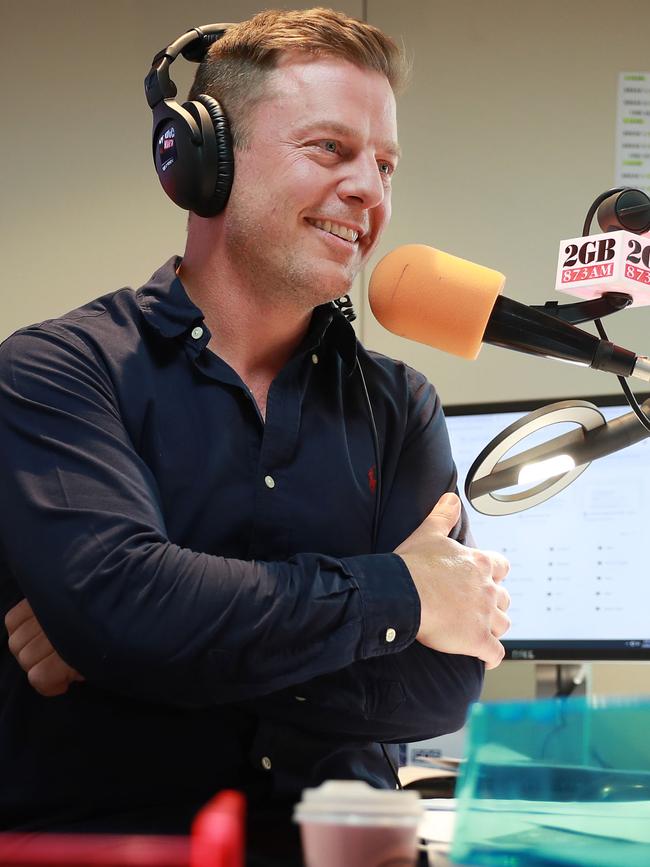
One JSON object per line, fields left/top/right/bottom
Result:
{"left": 0, "top": 257, "right": 481, "bottom": 832}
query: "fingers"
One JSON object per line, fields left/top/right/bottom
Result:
{"left": 11, "top": 629, "right": 56, "bottom": 673}
{"left": 491, "top": 606, "right": 511, "bottom": 639}
{"left": 469, "top": 547, "right": 509, "bottom": 589}
{"left": 4, "top": 598, "right": 35, "bottom": 633}
{"left": 483, "top": 635, "right": 506, "bottom": 670}
{"left": 480, "top": 553, "right": 511, "bottom": 636}
{"left": 5, "top": 597, "right": 84, "bottom": 698}
{"left": 426, "top": 492, "right": 462, "bottom": 537}
{"left": 18, "top": 634, "right": 84, "bottom": 698}
{"left": 27, "top": 653, "right": 83, "bottom": 698}
{"left": 7, "top": 614, "right": 43, "bottom": 659}
{"left": 495, "top": 583, "right": 510, "bottom": 612}
{"left": 482, "top": 550, "right": 510, "bottom": 583}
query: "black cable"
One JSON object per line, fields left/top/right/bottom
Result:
{"left": 381, "top": 743, "right": 403, "bottom": 790}
{"left": 540, "top": 696, "right": 569, "bottom": 760}
{"left": 356, "top": 360, "right": 382, "bottom": 555}
{"left": 593, "top": 317, "right": 650, "bottom": 433}
{"left": 355, "top": 360, "right": 403, "bottom": 790}
{"left": 552, "top": 664, "right": 587, "bottom": 698}
{"left": 581, "top": 187, "right": 630, "bottom": 237}
{"left": 581, "top": 190, "right": 650, "bottom": 433}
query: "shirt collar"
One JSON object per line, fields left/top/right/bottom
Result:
{"left": 136, "top": 256, "right": 205, "bottom": 339}
{"left": 136, "top": 256, "right": 358, "bottom": 372}
{"left": 304, "top": 303, "right": 358, "bottom": 373}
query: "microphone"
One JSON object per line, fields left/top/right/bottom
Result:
{"left": 368, "top": 244, "right": 650, "bottom": 382}
{"left": 597, "top": 188, "right": 650, "bottom": 234}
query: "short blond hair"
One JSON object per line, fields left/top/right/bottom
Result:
{"left": 188, "top": 7, "right": 408, "bottom": 147}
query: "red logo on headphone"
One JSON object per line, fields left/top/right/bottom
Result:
{"left": 368, "top": 465, "right": 377, "bottom": 495}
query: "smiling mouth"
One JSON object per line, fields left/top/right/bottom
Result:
{"left": 306, "top": 218, "right": 360, "bottom": 243}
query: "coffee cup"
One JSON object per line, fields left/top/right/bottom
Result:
{"left": 293, "top": 779, "right": 423, "bottom": 867}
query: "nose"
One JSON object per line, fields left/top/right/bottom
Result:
{"left": 337, "top": 152, "right": 386, "bottom": 210}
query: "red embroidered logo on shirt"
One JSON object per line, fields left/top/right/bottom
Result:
{"left": 368, "top": 465, "right": 377, "bottom": 495}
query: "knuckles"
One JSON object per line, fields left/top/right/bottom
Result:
{"left": 27, "top": 666, "right": 56, "bottom": 697}
{"left": 486, "top": 645, "right": 506, "bottom": 670}
{"left": 27, "top": 663, "right": 69, "bottom": 698}
{"left": 470, "top": 549, "right": 498, "bottom": 576}
{"left": 7, "top": 633, "right": 20, "bottom": 658}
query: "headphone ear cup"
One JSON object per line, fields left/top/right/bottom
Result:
{"left": 152, "top": 101, "right": 199, "bottom": 212}
{"left": 151, "top": 96, "right": 233, "bottom": 217}
{"left": 195, "top": 94, "right": 234, "bottom": 214}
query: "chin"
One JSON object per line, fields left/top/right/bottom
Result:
{"left": 316, "top": 266, "right": 358, "bottom": 300}
{"left": 316, "top": 284, "right": 354, "bottom": 307}
{"left": 282, "top": 259, "right": 358, "bottom": 309}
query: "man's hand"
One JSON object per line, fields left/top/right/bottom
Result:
{"left": 4, "top": 598, "right": 84, "bottom": 696}
{"left": 395, "top": 492, "right": 511, "bottom": 670}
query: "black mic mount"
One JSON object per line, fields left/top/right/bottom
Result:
{"left": 483, "top": 294, "right": 645, "bottom": 379}
{"left": 531, "top": 292, "right": 633, "bottom": 325}
{"left": 331, "top": 294, "right": 357, "bottom": 323}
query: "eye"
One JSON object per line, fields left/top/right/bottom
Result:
{"left": 378, "top": 160, "right": 394, "bottom": 176}
{"left": 320, "top": 140, "right": 339, "bottom": 154}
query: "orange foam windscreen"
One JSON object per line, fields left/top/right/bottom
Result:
{"left": 368, "top": 244, "right": 506, "bottom": 360}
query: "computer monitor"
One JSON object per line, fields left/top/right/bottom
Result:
{"left": 444, "top": 393, "right": 650, "bottom": 662}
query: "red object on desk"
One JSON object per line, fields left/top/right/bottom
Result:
{"left": 191, "top": 791, "right": 245, "bottom": 867}
{"left": 0, "top": 790, "right": 245, "bottom": 867}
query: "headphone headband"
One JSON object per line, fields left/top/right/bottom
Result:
{"left": 145, "top": 24, "right": 234, "bottom": 108}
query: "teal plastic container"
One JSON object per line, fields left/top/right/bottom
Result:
{"left": 451, "top": 695, "right": 650, "bottom": 866}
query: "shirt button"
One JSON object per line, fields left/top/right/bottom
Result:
{"left": 294, "top": 695, "right": 307, "bottom": 702}
{"left": 264, "top": 475, "right": 275, "bottom": 489}
{"left": 261, "top": 756, "right": 272, "bottom": 771}
{"left": 311, "top": 353, "right": 319, "bottom": 364}
{"left": 191, "top": 326, "right": 204, "bottom": 340}
{"left": 385, "top": 627, "right": 397, "bottom": 643}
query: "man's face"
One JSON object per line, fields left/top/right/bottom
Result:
{"left": 222, "top": 52, "right": 399, "bottom": 308}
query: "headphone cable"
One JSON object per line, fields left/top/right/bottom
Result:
{"left": 356, "top": 359, "right": 402, "bottom": 790}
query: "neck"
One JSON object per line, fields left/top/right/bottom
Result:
{"left": 178, "top": 225, "right": 314, "bottom": 416}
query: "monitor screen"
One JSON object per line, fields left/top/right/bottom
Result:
{"left": 444, "top": 393, "right": 650, "bottom": 661}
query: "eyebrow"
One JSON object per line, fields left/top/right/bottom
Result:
{"left": 295, "top": 120, "right": 402, "bottom": 160}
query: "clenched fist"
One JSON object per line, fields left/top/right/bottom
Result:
{"left": 395, "top": 492, "right": 510, "bottom": 669}
{"left": 5, "top": 598, "right": 84, "bottom": 697}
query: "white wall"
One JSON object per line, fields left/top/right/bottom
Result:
{"left": 363, "top": 0, "right": 650, "bottom": 407}
{"left": 1, "top": 0, "right": 362, "bottom": 335}
{"left": 2, "top": 0, "right": 650, "bottom": 699}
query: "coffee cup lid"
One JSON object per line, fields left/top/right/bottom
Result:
{"left": 294, "top": 780, "right": 423, "bottom": 822}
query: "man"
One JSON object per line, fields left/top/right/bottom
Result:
{"left": 0, "top": 7, "right": 509, "bottom": 862}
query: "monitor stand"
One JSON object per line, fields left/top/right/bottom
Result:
{"left": 534, "top": 663, "right": 590, "bottom": 699}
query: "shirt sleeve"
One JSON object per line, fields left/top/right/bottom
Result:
{"left": 0, "top": 327, "right": 420, "bottom": 707}
{"left": 241, "top": 363, "right": 483, "bottom": 743}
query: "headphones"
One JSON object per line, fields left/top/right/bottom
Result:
{"left": 145, "top": 25, "right": 235, "bottom": 217}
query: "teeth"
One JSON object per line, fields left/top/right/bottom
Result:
{"left": 309, "top": 219, "right": 359, "bottom": 243}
